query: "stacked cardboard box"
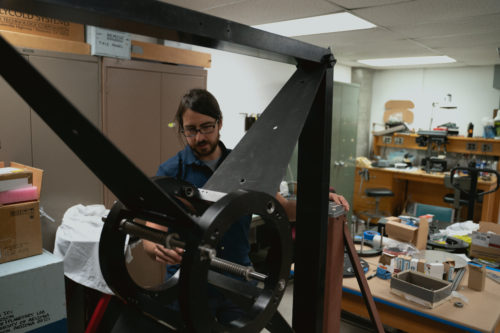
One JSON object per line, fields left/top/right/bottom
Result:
{"left": 470, "top": 222, "right": 500, "bottom": 262}
{"left": 385, "top": 216, "right": 429, "bottom": 250}
{"left": 0, "top": 162, "right": 43, "bottom": 264}
{"left": 0, "top": 8, "right": 89, "bottom": 55}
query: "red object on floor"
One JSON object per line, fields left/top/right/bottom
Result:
{"left": 85, "top": 294, "right": 112, "bottom": 333}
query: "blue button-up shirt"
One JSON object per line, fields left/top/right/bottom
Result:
{"left": 156, "top": 141, "right": 252, "bottom": 276}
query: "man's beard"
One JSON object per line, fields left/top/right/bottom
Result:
{"left": 191, "top": 133, "right": 219, "bottom": 158}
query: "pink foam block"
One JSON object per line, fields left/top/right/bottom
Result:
{"left": 0, "top": 186, "right": 38, "bottom": 205}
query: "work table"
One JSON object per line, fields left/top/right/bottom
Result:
{"left": 353, "top": 166, "right": 500, "bottom": 223}
{"left": 342, "top": 254, "right": 500, "bottom": 333}
{"left": 355, "top": 133, "right": 500, "bottom": 223}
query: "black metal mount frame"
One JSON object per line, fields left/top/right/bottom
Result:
{"left": 450, "top": 163, "right": 500, "bottom": 221}
{"left": 0, "top": 1, "right": 382, "bottom": 332}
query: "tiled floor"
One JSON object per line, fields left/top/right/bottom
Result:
{"left": 263, "top": 283, "right": 373, "bottom": 332}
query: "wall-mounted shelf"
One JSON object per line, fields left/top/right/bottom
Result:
{"left": 373, "top": 133, "right": 500, "bottom": 158}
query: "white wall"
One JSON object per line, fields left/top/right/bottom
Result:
{"left": 194, "top": 46, "right": 351, "bottom": 148}
{"left": 370, "top": 66, "right": 500, "bottom": 137}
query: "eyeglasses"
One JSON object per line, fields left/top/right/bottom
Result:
{"left": 181, "top": 121, "right": 218, "bottom": 138}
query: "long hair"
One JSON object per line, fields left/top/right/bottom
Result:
{"left": 175, "top": 89, "right": 222, "bottom": 135}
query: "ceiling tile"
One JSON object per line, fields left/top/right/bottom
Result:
{"left": 160, "top": 0, "right": 247, "bottom": 12}
{"left": 327, "top": 0, "right": 412, "bottom": 10}
{"left": 204, "top": 0, "right": 343, "bottom": 25}
{"left": 438, "top": 46, "right": 500, "bottom": 66}
{"left": 295, "top": 27, "right": 402, "bottom": 47}
{"left": 353, "top": 0, "right": 500, "bottom": 28}
{"left": 334, "top": 40, "right": 433, "bottom": 58}
{"left": 392, "top": 13, "right": 500, "bottom": 39}
{"left": 417, "top": 31, "right": 500, "bottom": 48}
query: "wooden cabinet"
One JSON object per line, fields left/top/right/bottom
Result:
{"left": 0, "top": 54, "right": 32, "bottom": 165}
{"left": 101, "top": 58, "right": 207, "bottom": 208}
{"left": 101, "top": 58, "right": 207, "bottom": 287}
{"left": 1, "top": 49, "right": 208, "bottom": 287}
{"left": 1, "top": 50, "right": 207, "bottom": 254}
{"left": 31, "top": 53, "right": 103, "bottom": 251}
{"left": 0, "top": 49, "right": 102, "bottom": 251}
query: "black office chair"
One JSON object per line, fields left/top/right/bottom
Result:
{"left": 362, "top": 188, "right": 394, "bottom": 226}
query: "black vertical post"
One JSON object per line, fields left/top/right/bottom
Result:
{"left": 292, "top": 62, "right": 333, "bottom": 332}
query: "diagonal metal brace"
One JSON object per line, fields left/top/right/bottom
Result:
{"left": 204, "top": 64, "right": 327, "bottom": 196}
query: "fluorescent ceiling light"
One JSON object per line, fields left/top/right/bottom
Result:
{"left": 253, "top": 12, "right": 376, "bottom": 37}
{"left": 358, "top": 56, "right": 456, "bottom": 67}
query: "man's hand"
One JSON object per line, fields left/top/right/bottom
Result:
{"left": 143, "top": 221, "right": 184, "bottom": 265}
{"left": 152, "top": 244, "right": 184, "bottom": 265}
{"left": 329, "top": 192, "right": 350, "bottom": 212}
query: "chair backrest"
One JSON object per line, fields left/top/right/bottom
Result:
{"left": 414, "top": 203, "right": 453, "bottom": 223}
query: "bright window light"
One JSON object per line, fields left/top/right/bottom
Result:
{"left": 358, "top": 56, "right": 456, "bottom": 67}
{"left": 253, "top": 12, "right": 376, "bottom": 37}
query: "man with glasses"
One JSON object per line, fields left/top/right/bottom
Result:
{"left": 143, "top": 88, "right": 348, "bottom": 323}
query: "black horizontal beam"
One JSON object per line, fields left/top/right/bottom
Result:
{"left": 0, "top": 0, "right": 332, "bottom": 65}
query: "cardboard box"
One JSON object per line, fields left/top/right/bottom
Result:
{"left": 0, "top": 162, "right": 43, "bottom": 264}
{"left": 410, "top": 258, "right": 419, "bottom": 271}
{"left": 443, "top": 259, "right": 455, "bottom": 282}
{"left": 0, "top": 8, "right": 84, "bottom": 41}
{"left": 378, "top": 252, "right": 396, "bottom": 273}
{"left": 468, "top": 265, "right": 486, "bottom": 291}
{"left": 417, "top": 259, "right": 426, "bottom": 273}
{"left": 132, "top": 39, "right": 212, "bottom": 68}
{"left": 390, "top": 271, "right": 452, "bottom": 308}
{"left": 0, "top": 251, "right": 67, "bottom": 332}
{"left": 385, "top": 217, "right": 429, "bottom": 250}
{"left": 469, "top": 222, "right": 500, "bottom": 262}
{"left": 425, "top": 262, "right": 444, "bottom": 279}
{"left": 0, "top": 30, "right": 90, "bottom": 55}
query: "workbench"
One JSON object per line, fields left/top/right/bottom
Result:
{"left": 353, "top": 166, "right": 499, "bottom": 223}
{"left": 342, "top": 256, "right": 500, "bottom": 333}
{"left": 362, "top": 133, "right": 500, "bottom": 223}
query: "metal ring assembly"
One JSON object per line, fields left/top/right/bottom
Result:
{"left": 99, "top": 179, "right": 292, "bottom": 332}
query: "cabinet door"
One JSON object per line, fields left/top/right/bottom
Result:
{"left": 102, "top": 58, "right": 206, "bottom": 287}
{"left": 0, "top": 55, "right": 32, "bottom": 165}
{"left": 30, "top": 54, "right": 102, "bottom": 251}
{"left": 102, "top": 65, "right": 163, "bottom": 207}
{"left": 330, "top": 82, "right": 360, "bottom": 213}
{"left": 102, "top": 59, "right": 207, "bottom": 207}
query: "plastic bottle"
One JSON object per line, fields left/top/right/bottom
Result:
{"left": 279, "top": 180, "right": 289, "bottom": 197}
{"left": 494, "top": 112, "right": 500, "bottom": 138}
